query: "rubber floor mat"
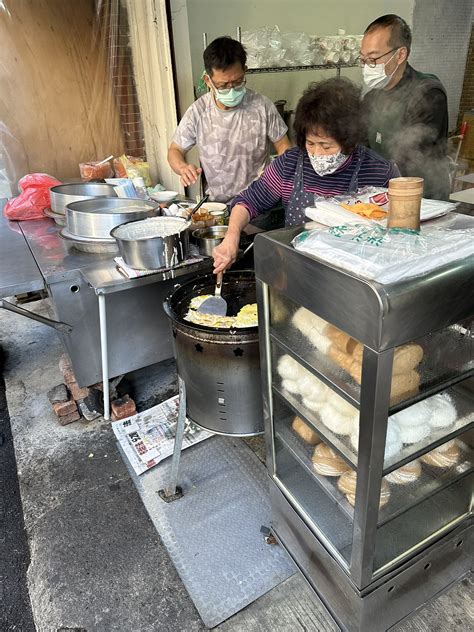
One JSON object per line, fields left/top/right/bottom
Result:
{"left": 118, "top": 435, "right": 295, "bottom": 628}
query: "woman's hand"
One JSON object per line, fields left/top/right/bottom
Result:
{"left": 212, "top": 204, "right": 250, "bottom": 274}
{"left": 212, "top": 233, "right": 240, "bottom": 274}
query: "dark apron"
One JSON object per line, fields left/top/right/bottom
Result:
{"left": 286, "top": 148, "right": 366, "bottom": 226}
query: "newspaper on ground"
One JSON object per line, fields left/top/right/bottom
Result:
{"left": 112, "top": 394, "right": 213, "bottom": 475}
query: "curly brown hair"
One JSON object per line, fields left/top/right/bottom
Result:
{"left": 294, "top": 78, "right": 363, "bottom": 154}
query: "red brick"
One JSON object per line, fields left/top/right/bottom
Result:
{"left": 52, "top": 398, "right": 78, "bottom": 418}
{"left": 68, "top": 381, "right": 90, "bottom": 401}
{"left": 111, "top": 395, "right": 136, "bottom": 421}
{"left": 57, "top": 410, "right": 81, "bottom": 426}
{"left": 59, "top": 353, "right": 73, "bottom": 375}
{"left": 63, "top": 368, "right": 76, "bottom": 385}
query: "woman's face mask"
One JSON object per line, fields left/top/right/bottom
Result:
{"left": 362, "top": 49, "right": 399, "bottom": 90}
{"left": 307, "top": 150, "right": 348, "bottom": 176}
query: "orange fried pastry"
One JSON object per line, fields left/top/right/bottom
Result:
{"left": 312, "top": 443, "right": 351, "bottom": 477}
{"left": 338, "top": 470, "right": 390, "bottom": 508}
{"left": 291, "top": 416, "right": 321, "bottom": 446}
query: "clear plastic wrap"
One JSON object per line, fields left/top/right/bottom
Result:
{"left": 241, "top": 25, "right": 285, "bottom": 68}
{"left": 0, "top": 0, "right": 148, "bottom": 201}
{"left": 292, "top": 223, "right": 474, "bottom": 284}
{"left": 242, "top": 26, "right": 363, "bottom": 69}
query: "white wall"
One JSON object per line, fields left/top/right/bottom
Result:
{"left": 171, "top": 0, "right": 414, "bottom": 112}
{"left": 170, "top": 0, "right": 473, "bottom": 141}
{"left": 410, "top": 0, "right": 473, "bottom": 131}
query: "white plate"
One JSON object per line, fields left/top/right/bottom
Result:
{"left": 149, "top": 190, "right": 178, "bottom": 203}
{"left": 305, "top": 199, "right": 456, "bottom": 227}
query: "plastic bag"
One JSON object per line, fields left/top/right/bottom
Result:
{"left": 4, "top": 173, "right": 62, "bottom": 220}
{"left": 114, "top": 154, "right": 151, "bottom": 186}
{"left": 292, "top": 223, "right": 474, "bottom": 284}
{"left": 79, "top": 160, "right": 114, "bottom": 181}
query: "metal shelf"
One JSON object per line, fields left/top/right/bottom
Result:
{"left": 276, "top": 420, "right": 473, "bottom": 529}
{"left": 271, "top": 330, "right": 360, "bottom": 408}
{"left": 273, "top": 385, "right": 358, "bottom": 469}
{"left": 270, "top": 325, "right": 473, "bottom": 419}
{"left": 273, "top": 379, "right": 474, "bottom": 475}
{"left": 246, "top": 63, "right": 359, "bottom": 75}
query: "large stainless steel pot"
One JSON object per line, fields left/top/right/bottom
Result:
{"left": 50, "top": 183, "right": 117, "bottom": 215}
{"left": 164, "top": 270, "right": 263, "bottom": 436}
{"left": 66, "top": 198, "right": 159, "bottom": 240}
{"left": 111, "top": 216, "right": 189, "bottom": 270}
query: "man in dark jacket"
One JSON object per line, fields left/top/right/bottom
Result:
{"left": 360, "top": 14, "right": 450, "bottom": 200}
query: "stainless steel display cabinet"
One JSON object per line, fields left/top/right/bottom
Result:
{"left": 254, "top": 223, "right": 473, "bottom": 632}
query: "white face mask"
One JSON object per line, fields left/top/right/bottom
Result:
{"left": 362, "top": 50, "right": 399, "bottom": 91}
{"left": 308, "top": 150, "right": 347, "bottom": 176}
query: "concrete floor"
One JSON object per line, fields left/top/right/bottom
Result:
{"left": 0, "top": 298, "right": 473, "bottom": 631}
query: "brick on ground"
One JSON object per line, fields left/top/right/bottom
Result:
{"left": 59, "top": 353, "right": 73, "bottom": 375}
{"left": 111, "top": 395, "right": 136, "bottom": 421}
{"left": 68, "top": 381, "right": 90, "bottom": 402}
{"left": 52, "top": 398, "right": 78, "bottom": 418}
{"left": 57, "top": 409, "right": 81, "bottom": 426}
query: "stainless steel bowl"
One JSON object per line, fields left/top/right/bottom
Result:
{"left": 111, "top": 216, "right": 190, "bottom": 270}
{"left": 192, "top": 225, "right": 228, "bottom": 256}
{"left": 50, "top": 183, "right": 117, "bottom": 215}
{"left": 66, "top": 198, "right": 159, "bottom": 239}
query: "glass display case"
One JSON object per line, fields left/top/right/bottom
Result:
{"left": 255, "top": 221, "right": 473, "bottom": 632}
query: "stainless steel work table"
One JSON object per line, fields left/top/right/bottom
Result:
{"left": 81, "top": 258, "right": 212, "bottom": 420}
{"left": 0, "top": 212, "right": 45, "bottom": 299}
{"left": 2, "top": 214, "right": 212, "bottom": 419}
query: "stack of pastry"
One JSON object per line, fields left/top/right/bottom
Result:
{"left": 311, "top": 442, "right": 351, "bottom": 476}
{"left": 277, "top": 353, "right": 359, "bottom": 437}
{"left": 385, "top": 459, "right": 421, "bottom": 485}
{"left": 291, "top": 307, "right": 332, "bottom": 355}
{"left": 350, "top": 418, "right": 402, "bottom": 461}
{"left": 391, "top": 392, "right": 457, "bottom": 444}
{"left": 291, "top": 416, "right": 321, "bottom": 446}
{"left": 337, "top": 469, "right": 391, "bottom": 508}
{"left": 331, "top": 337, "right": 423, "bottom": 405}
{"left": 291, "top": 307, "right": 424, "bottom": 405}
{"left": 420, "top": 439, "right": 461, "bottom": 468}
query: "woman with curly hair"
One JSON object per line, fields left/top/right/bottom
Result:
{"left": 213, "top": 77, "right": 399, "bottom": 274}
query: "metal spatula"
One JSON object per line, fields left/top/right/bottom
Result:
{"left": 197, "top": 271, "right": 227, "bottom": 316}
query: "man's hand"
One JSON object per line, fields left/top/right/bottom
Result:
{"left": 212, "top": 233, "right": 240, "bottom": 274}
{"left": 168, "top": 142, "right": 202, "bottom": 187}
{"left": 179, "top": 164, "right": 202, "bottom": 187}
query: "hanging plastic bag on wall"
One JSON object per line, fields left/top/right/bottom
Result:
{"left": 4, "top": 173, "right": 62, "bottom": 221}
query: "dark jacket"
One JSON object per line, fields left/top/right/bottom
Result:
{"left": 362, "top": 64, "right": 450, "bottom": 200}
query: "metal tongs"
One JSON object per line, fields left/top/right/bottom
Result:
{"left": 190, "top": 194, "right": 209, "bottom": 218}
